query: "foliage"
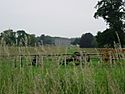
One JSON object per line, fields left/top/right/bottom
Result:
{"left": 27, "top": 34, "right": 36, "bottom": 46}
{"left": 96, "top": 29, "right": 124, "bottom": 47}
{"left": 37, "top": 34, "right": 55, "bottom": 45}
{"left": 0, "top": 29, "right": 16, "bottom": 46}
{"left": 80, "top": 33, "right": 97, "bottom": 48}
{"left": 71, "top": 38, "right": 80, "bottom": 45}
{"left": 0, "top": 30, "right": 56, "bottom": 46}
{"left": 94, "top": 0, "right": 125, "bottom": 47}
{"left": 16, "top": 30, "right": 29, "bottom": 46}
{"left": 0, "top": 46, "right": 125, "bottom": 94}
{"left": 0, "top": 29, "right": 37, "bottom": 46}
{"left": 0, "top": 30, "right": 72, "bottom": 46}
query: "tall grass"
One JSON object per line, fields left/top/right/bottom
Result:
{"left": 0, "top": 46, "right": 125, "bottom": 94}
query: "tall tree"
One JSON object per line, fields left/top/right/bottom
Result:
{"left": 80, "top": 33, "right": 97, "bottom": 48}
{"left": 0, "top": 29, "right": 16, "bottom": 46}
{"left": 94, "top": 0, "right": 125, "bottom": 47}
{"left": 16, "top": 30, "right": 28, "bottom": 46}
{"left": 27, "top": 34, "right": 36, "bottom": 46}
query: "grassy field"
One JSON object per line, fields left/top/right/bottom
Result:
{"left": 0, "top": 46, "right": 125, "bottom": 94}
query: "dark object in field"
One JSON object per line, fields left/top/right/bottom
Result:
{"left": 73, "top": 51, "right": 90, "bottom": 62}
{"left": 32, "top": 56, "right": 37, "bottom": 66}
{"left": 86, "top": 55, "right": 90, "bottom": 62}
{"left": 60, "top": 51, "right": 90, "bottom": 65}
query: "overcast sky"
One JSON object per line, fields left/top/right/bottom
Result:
{"left": 0, "top": 0, "right": 107, "bottom": 38}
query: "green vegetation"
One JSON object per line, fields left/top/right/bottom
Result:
{"left": 0, "top": 29, "right": 98, "bottom": 48}
{"left": 80, "top": 33, "right": 97, "bottom": 48}
{"left": 0, "top": 0, "right": 125, "bottom": 93}
{"left": 0, "top": 46, "right": 125, "bottom": 94}
{"left": 94, "top": 0, "right": 125, "bottom": 47}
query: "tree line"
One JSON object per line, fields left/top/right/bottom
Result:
{"left": 0, "top": 0, "right": 124, "bottom": 48}
{"left": 71, "top": 0, "right": 125, "bottom": 48}
{"left": 0, "top": 29, "right": 57, "bottom": 46}
{"left": 0, "top": 29, "right": 98, "bottom": 48}
{"left": 75, "top": 0, "right": 125, "bottom": 48}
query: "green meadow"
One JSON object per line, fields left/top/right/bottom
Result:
{"left": 0, "top": 46, "right": 125, "bottom": 94}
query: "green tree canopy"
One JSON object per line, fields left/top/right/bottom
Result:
{"left": 0, "top": 29, "right": 16, "bottom": 46}
{"left": 71, "top": 38, "right": 80, "bottom": 45}
{"left": 94, "top": 0, "right": 125, "bottom": 47}
{"left": 80, "top": 33, "right": 97, "bottom": 48}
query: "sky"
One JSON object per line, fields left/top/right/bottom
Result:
{"left": 0, "top": 0, "right": 107, "bottom": 38}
